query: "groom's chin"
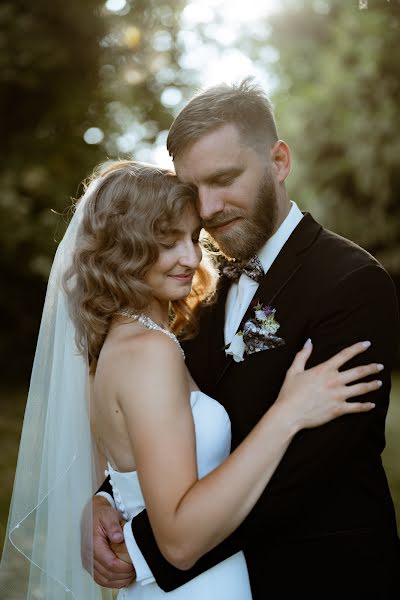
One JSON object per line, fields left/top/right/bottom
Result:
{"left": 208, "top": 231, "right": 244, "bottom": 260}
{"left": 215, "top": 236, "right": 258, "bottom": 262}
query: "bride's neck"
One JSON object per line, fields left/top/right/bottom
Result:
{"left": 145, "top": 299, "right": 170, "bottom": 330}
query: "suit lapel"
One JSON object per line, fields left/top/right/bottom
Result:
{"left": 242, "top": 213, "right": 322, "bottom": 322}
{"left": 208, "top": 274, "right": 231, "bottom": 374}
{"left": 215, "top": 213, "right": 322, "bottom": 385}
{"left": 185, "top": 271, "right": 231, "bottom": 387}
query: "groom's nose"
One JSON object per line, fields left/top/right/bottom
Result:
{"left": 197, "top": 186, "right": 224, "bottom": 221}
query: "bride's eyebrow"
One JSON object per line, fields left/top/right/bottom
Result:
{"left": 162, "top": 227, "right": 183, "bottom": 236}
{"left": 160, "top": 222, "right": 202, "bottom": 237}
{"left": 158, "top": 227, "right": 184, "bottom": 240}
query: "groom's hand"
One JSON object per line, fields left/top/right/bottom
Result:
{"left": 110, "top": 540, "right": 133, "bottom": 565}
{"left": 88, "top": 495, "right": 136, "bottom": 589}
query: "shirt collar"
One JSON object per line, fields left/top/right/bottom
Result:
{"left": 257, "top": 200, "right": 303, "bottom": 274}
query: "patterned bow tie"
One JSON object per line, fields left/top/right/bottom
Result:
{"left": 222, "top": 255, "right": 264, "bottom": 283}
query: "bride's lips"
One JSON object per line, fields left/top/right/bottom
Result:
{"left": 168, "top": 273, "right": 194, "bottom": 283}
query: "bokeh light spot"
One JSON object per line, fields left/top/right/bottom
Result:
{"left": 105, "top": 0, "right": 127, "bottom": 12}
{"left": 161, "top": 87, "right": 183, "bottom": 108}
{"left": 123, "top": 26, "right": 141, "bottom": 48}
{"left": 83, "top": 128, "right": 104, "bottom": 145}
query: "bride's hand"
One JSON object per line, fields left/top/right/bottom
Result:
{"left": 275, "top": 339, "right": 383, "bottom": 431}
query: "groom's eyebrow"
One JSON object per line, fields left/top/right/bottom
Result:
{"left": 203, "top": 167, "right": 243, "bottom": 183}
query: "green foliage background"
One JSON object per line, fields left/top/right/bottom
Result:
{"left": 1, "top": 0, "right": 399, "bottom": 559}
{"left": 1, "top": 0, "right": 189, "bottom": 381}
{"left": 268, "top": 0, "right": 400, "bottom": 276}
{"left": 1, "top": 0, "right": 399, "bottom": 381}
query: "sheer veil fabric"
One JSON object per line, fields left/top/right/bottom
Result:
{"left": 0, "top": 179, "right": 112, "bottom": 599}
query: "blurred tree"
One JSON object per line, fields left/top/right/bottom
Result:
{"left": 4, "top": 0, "right": 399, "bottom": 382}
{"left": 0, "top": 0, "right": 107, "bottom": 382}
{"left": 98, "top": 0, "right": 190, "bottom": 159}
{"left": 0, "top": 0, "right": 188, "bottom": 383}
{"left": 249, "top": 0, "right": 400, "bottom": 279}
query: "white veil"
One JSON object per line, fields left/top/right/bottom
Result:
{"left": 0, "top": 179, "right": 113, "bottom": 600}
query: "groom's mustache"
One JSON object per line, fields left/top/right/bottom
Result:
{"left": 202, "top": 210, "right": 245, "bottom": 231}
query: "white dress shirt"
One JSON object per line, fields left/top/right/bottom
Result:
{"left": 98, "top": 201, "right": 303, "bottom": 584}
{"left": 224, "top": 200, "right": 303, "bottom": 346}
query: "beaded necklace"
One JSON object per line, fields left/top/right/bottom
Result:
{"left": 114, "top": 310, "right": 185, "bottom": 359}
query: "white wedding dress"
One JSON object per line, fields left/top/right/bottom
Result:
{"left": 107, "top": 390, "right": 253, "bottom": 599}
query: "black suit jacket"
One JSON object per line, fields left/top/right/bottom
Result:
{"left": 100, "top": 214, "right": 400, "bottom": 598}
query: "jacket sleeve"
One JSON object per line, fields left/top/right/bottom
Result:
{"left": 131, "top": 263, "right": 400, "bottom": 591}
{"left": 96, "top": 476, "right": 113, "bottom": 496}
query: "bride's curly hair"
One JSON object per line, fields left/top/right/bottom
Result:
{"left": 64, "top": 160, "right": 218, "bottom": 372}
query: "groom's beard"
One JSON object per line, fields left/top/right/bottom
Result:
{"left": 204, "top": 169, "right": 278, "bottom": 261}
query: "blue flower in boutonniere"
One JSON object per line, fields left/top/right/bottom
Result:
{"left": 225, "top": 301, "right": 285, "bottom": 362}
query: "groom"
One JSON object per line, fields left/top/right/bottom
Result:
{"left": 90, "top": 79, "right": 400, "bottom": 597}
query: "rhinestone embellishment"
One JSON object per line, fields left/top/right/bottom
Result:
{"left": 114, "top": 311, "right": 185, "bottom": 359}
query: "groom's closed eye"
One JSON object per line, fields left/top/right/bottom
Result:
{"left": 214, "top": 175, "right": 236, "bottom": 186}
{"left": 206, "top": 168, "right": 243, "bottom": 187}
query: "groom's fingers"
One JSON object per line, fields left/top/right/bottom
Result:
{"left": 93, "top": 544, "right": 135, "bottom": 576}
{"left": 94, "top": 530, "right": 135, "bottom": 573}
{"left": 90, "top": 497, "right": 136, "bottom": 587}
{"left": 92, "top": 535, "right": 135, "bottom": 588}
{"left": 100, "top": 503, "right": 125, "bottom": 543}
{"left": 110, "top": 540, "right": 133, "bottom": 564}
{"left": 94, "top": 531, "right": 134, "bottom": 572}
{"left": 93, "top": 557, "right": 135, "bottom": 589}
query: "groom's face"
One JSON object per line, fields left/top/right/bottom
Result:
{"left": 174, "top": 123, "right": 278, "bottom": 260}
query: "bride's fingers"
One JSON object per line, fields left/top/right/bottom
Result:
{"left": 342, "top": 379, "right": 382, "bottom": 399}
{"left": 325, "top": 340, "right": 372, "bottom": 371}
{"left": 339, "top": 362, "right": 384, "bottom": 385}
{"left": 289, "top": 338, "right": 313, "bottom": 373}
{"left": 340, "top": 400, "right": 376, "bottom": 414}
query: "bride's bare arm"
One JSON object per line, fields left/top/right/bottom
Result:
{"left": 115, "top": 333, "right": 381, "bottom": 570}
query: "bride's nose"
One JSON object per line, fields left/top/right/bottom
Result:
{"left": 180, "top": 241, "right": 201, "bottom": 269}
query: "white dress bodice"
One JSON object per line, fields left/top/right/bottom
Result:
{"left": 107, "top": 390, "right": 252, "bottom": 599}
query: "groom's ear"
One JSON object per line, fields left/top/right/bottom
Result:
{"left": 270, "top": 140, "right": 291, "bottom": 183}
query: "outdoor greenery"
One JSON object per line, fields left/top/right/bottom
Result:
{"left": 267, "top": 0, "right": 400, "bottom": 278}
{"left": 1, "top": 0, "right": 399, "bottom": 562}
{"left": 1, "top": 0, "right": 188, "bottom": 380}
{"left": 1, "top": 0, "right": 398, "bottom": 382}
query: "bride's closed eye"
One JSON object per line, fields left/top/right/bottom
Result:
{"left": 160, "top": 240, "right": 177, "bottom": 250}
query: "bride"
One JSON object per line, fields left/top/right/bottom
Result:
{"left": 0, "top": 160, "right": 381, "bottom": 599}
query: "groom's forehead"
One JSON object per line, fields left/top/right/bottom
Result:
{"left": 173, "top": 126, "right": 245, "bottom": 165}
{"left": 174, "top": 123, "right": 243, "bottom": 157}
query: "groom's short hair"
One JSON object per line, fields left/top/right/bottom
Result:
{"left": 167, "top": 77, "right": 279, "bottom": 160}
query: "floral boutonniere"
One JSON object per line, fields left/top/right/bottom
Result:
{"left": 225, "top": 301, "right": 285, "bottom": 363}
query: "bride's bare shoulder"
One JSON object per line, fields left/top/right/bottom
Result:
{"left": 97, "top": 326, "right": 186, "bottom": 392}
{"left": 119, "top": 332, "right": 189, "bottom": 414}
{"left": 103, "top": 326, "right": 182, "bottom": 364}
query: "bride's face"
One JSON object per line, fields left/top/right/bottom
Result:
{"left": 144, "top": 206, "right": 202, "bottom": 303}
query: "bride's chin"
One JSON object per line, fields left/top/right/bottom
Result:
{"left": 172, "top": 291, "right": 191, "bottom": 301}
{"left": 163, "top": 290, "right": 192, "bottom": 303}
